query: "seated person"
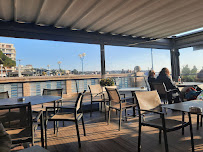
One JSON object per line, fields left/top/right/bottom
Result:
{"left": 156, "top": 68, "right": 181, "bottom": 104}
{"left": 0, "top": 122, "right": 11, "bottom": 152}
{"left": 148, "top": 70, "right": 156, "bottom": 90}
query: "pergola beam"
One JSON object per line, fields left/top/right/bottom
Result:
{"left": 175, "top": 31, "right": 203, "bottom": 49}
{"left": 0, "top": 21, "right": 170, "bottom": 49}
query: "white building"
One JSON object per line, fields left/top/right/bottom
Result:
{"left": 0, "top": 43, "right": 16, "bottom": 76}
{"left": 0, "top": 43, "right": 16, "bottom": 61}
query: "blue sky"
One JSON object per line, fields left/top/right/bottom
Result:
{"left": 0, "top": 36, "right": 202, "bottom": 72}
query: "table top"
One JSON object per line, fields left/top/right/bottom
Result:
{"left": 176, "top": 82, "right": 203, "bottom": 87}
{"left": 119, "top": 87, "right": 148, "bottom": 92}
{"left": 162, "top": 100, "right": 203, "bottom": 113}
{"left": 0, "top": 95, "right": 61, "bottom": 106}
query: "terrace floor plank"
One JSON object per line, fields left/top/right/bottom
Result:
{"left": 11, "top": 109, "right": 203, "bottom": 152}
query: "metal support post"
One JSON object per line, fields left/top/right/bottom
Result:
{"left": 100, "top": 43, "right": 106, "bottom": 79}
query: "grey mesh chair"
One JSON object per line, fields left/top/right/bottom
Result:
{"left": 0, "top": 91, "right": 9, "bottom": 99}
{"left": 135, "top": 90, "right": 194, "bottom": 152}
{"left": 88, "top": 85, "right": 106, "bottom": 119}
{"left": 0, "top": 103, "right": 33, "bottom": 146}
{"left": 105, "top": 87, "right": 136, "bottom": 131}
{"left": 42, "top": 89, "right": 63, "bottom": 134}
{"left": 45, "top": 91, "right": 86, "bottom": 148}
{"left": 151, "top": 82, "right": 168, "bottom": 104}
{"left": 43, "top": 88, "right": 63, "bottom": 106}
{"left": 43, "top": 89, "right": 63, "bottom": 97}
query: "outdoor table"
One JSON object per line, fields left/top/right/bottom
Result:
{"left": 0, "top": 95, "right": 61, "bottom": 148}
{"left": 176, "top": 82, "right": 203, "bottom": 87}
{"left": 0, "top": 95, "right": 61, "bottom": 106}
{"left": 119, "top": 87, "right": 148, "bottom": 96}
{"left": 162, "top": 100, "right": 203, "bottom": 130}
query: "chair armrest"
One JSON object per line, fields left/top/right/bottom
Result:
{"left": 138, "top": 109, "right": 164, "bottom": 115}
{"left": 45, "top": 106, "right": 61, "bottom": 112}
{"left": 94, "top": 92, "right": 104, "bottom": 97}
{"left": 167, "top": 88, "right": 180, "bottom": 93}
{"left": 120, "top": 93, "right": 125, "bottom": 98}
{"left": 120, "top": 97, "right": 134, "bottom": 101}
{"left": 60, "top": 107, "right": 75, "bottom": 110}
{"left": 33, "top": 110, "right": 43, "bottom": 122}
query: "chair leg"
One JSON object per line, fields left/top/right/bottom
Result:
{"left": 32, "top": 127, "right": 35, "bottom": 146}
{"left": 100, "top": 102, "right": 103, "bottom": 112}
{"left": 104, "top": 102, "right": 106, "bottom": 120}
{"left": 159, "top": 129, "right": 162, "bottom": 144}
{"left": 81, "top": 116, "right": 86, "bottom": 136}
{"left": 133, "top": 107, "right": 136, "bottom": 117}
{"left": 56, "top": 121, "right": 59, "bottom": 136}
{"left": 138, "top": 121, "right": 141, "bottom": 152}
{"left": 119, "top": 110, "right": 122, "bottom": 131}
{"left": 45, "top": 120, "right": 47, "bottom": 149}
{"left": 90, "top": 101, "right": 92, "bottom": 117}
{"left": 188, "top": 113, "right": 195, "bottom": 152}
{"left": 125, "top": 109, "right": 127, "bottom": 121}
{"left": 75, "top": 120, "right": 81, "bottom": 148}
{"left": 197, "top": 114, "right": 199, "bottom": 130}
{"left": 163, "top": 130, "right": 169, "bottom": 152}
{"left": 108, "top": 107, "right": 111, "bottom": 125}
{"left": 54, "top": 121, "right": 56, "bottom": 134}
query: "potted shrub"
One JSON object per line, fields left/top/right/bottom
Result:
{"left": 100, "top": 77, "right": 115, "bottom": 87}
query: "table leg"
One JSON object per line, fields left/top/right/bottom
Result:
{"left": 182, "top": 112, "right": 185, "bottom": 135}
{"left": 40, "top": 112, "right": 45, "bottom": 148}
{"left": 54, "top": 101, "right": 56, "bottom": 134}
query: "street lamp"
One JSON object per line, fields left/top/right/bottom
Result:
{"left": 40, "top": 67, "right": 43, "bottom": 76}
{"left": 151, "top": 48, "right": 154, "bottom": 70}
{"left": 47, "top": 65, "right": 50, "bottom": 76}
{"left": 0, "top": 64, "right": 3, "bottom": 77}
{"left": 78, "top": 53, "right": 86, "bottom": 74}
{"left": 58, "top": 61, "right": 61, "bottom": 76}
{"left": 17, "top": 59, "right": 22, "bottom": 77}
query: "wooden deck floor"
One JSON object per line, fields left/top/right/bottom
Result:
{"left": 12, "top": 109, "right": 203, "bottom": 152}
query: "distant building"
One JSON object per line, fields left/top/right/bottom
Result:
{"left": 8, "top": 71, "right": 33, "bottom": 77}
{"left": 0, "top": 43, "right": 16, "bottom": 76}
{"left": 20, "top": 65, "right": 33, "bottom": 72}
{"left": 0, "top": 43, "right": 16, "bottom": 61}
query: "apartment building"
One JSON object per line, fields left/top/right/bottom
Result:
{"left": 0, "top": 43, "right": 16, "bottom": 61}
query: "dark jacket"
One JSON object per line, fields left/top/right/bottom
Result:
{"left": 148, "top": 76, "right": 156, "bottom": 90}
{"left": 156, "top": 74, "right": 177, "bottom": 91}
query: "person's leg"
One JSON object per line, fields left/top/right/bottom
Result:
{"left": 167, "top": 93, "right": 173, "bottom": 104}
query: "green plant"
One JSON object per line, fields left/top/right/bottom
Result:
{"left": 0, "top": 51, "right": 16, "bottom": 67}
{"left": 100, "top": 78, "right": 115, "bottom": 86}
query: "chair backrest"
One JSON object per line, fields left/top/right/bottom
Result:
{"left": 43, "top": 89, "right": 63, "bottom": 97}
{"left": 0, "top": 102, "right": 33, "bottom": 143}
{"left": 75, "top": 90, "right": 86, "bottom": 112}
{"left": 152, "top": 82, "right": 167, "bottom": 95}
{"left": 135, "top": 90, "right": 161, "bottom": 112}
{"left": 105, "top": 87, "right": 120, "bottom": 104}
{"left": 0, "top": 91, "right": 9, "bottom": 99}
{"left": 198, "top": 84, "right": 203, "bottom": 90}
{"left": 88, "top": 84, "right": 102, "bottom": 95}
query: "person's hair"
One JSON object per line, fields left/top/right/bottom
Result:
{"left": 159, "top": 68, "right": 170, "bottom": 76}
{"left": 148, "top": 70, "right": 155, "bottom": 77}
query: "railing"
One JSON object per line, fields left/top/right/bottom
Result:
{"left": 0, "top": 74, "right": 149, "bottom": 97}
{"left": 73, "top": 76, "right": 149, "bottom": 93}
